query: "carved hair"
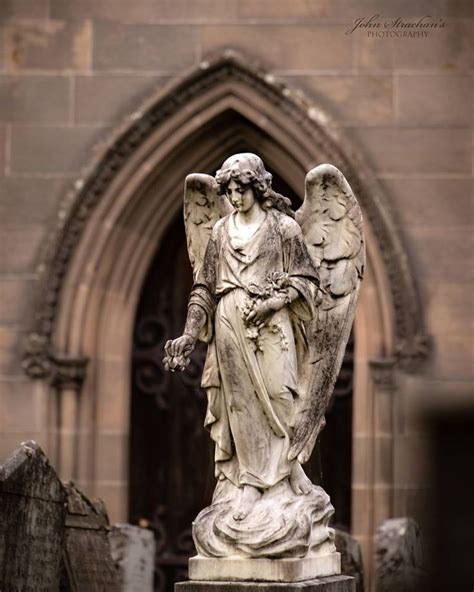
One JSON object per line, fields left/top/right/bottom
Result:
{"left": 215, "top": 153, "right": 295, "bottom": 218}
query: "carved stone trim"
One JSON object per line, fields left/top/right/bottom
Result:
{"left": 50, "top": 353, "right": 89, "bottom": 391}
{"left": 22, "top": 50, "right": 428, "bottom": 378}
{"left": 369, "top": 358, "right": 398, "bottom": 391}
{"left": 21, "top": 333, "right": 53, "bottom": 379}
{"left": 22, "top": 334, "right": 88, "bottom": 389}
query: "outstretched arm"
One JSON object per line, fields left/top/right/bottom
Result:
{"left": 163, "top": 304, "right": 207, "bottom": 372}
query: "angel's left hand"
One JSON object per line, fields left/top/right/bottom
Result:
{"left": 244, "top": 296, "right": 285, "bottom": 325}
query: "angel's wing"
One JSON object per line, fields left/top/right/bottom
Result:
{"left": 183, "top": 173, "right": 232, "bottom": 280}
{"left": 289, "top": 164, "right": 365, "bottom": 464}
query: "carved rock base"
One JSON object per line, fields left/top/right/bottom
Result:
{"left": 193, "top": 479, "right": 335, "bottom": 559}
{"left": 189, "top": 555, "right": 341, "bottom": 583}
{"left": 176, "top": 574, "right": 354, "bottom": 591}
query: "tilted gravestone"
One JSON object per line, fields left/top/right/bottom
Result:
{"left": 109, "top": 523, "right": 155, "bottom": 592}
{"left": 60, "top": 481, "right": 120, "bottom": 591}
{"left": 375, "top": 517, "right": 426, "bottom": 592}
{"left": 0, "top": 440, "right": 67, "bottom": 591}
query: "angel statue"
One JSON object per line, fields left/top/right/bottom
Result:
{"left": 163, "top": 153, "right": 364, "bottom": 581}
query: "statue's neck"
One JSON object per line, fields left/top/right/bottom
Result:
{"left": 235, "top": 202, "right": 266, "bottom": 227}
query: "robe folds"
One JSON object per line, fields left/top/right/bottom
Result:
{"left": 188, "top": 209, "right": 319, "bottom": 490}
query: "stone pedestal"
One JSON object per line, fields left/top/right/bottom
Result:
{"left": 175, "top": 575, "right": 354, "bottom": 591}
{"left": 189, "top": 555, "right": 341, "bottom": 583}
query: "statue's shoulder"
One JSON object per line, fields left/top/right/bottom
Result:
{"left": 211, "top": 214, "right": 231, "bottom": 239}
{"left": 271, "top": 210, "right": 301, "bottom": 239}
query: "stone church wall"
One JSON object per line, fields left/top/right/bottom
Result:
{"left": 0, "top": 0, "right": 472, "bottom": 575}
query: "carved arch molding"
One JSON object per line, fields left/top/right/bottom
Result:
{"left": 22, "top": 50, "right": 428, "bottom": 382}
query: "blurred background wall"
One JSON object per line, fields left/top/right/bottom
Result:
{"left": 0, "top": 1, "right": 472, "bottom": 589}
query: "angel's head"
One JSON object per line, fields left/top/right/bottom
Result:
{"left": 215, "top": 153, "right": 294, "bottom": 217}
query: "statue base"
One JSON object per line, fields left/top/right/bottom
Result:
{"left": 176, "top": 575, "right": 354, "bottom": 591}
{"left": 188, "top": 554, "right": 341, "bottom": 582}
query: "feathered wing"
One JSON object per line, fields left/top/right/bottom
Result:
{"left": 289, "top": 164, "right": 365, "bottom": 464}
{"left": 183, "top": 173, "right": 232, "bottom": 280}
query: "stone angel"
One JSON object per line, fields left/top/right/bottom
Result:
{"left": 163, "top": 153, "right": 364, "bottom": 577}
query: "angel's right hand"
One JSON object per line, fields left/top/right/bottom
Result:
{"left": 165, "top": 334, "right": 195, "bottom": 357}
{"left": 163, "top": 334, "right": 196, "bottom": 372}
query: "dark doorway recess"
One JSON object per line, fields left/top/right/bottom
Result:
{"left": 129, "top": 168, "right": 354, "bottom": 592}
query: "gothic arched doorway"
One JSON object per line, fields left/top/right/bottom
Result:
{"left": 129, "top": 167, "right": 354, "bottom": 590}
{"left": 22, "top": 51, "right": 426, "bottom": 590}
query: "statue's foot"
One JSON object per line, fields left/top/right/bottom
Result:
{"left": 233, "top": 485, "right": 261, "bottom": 521}
{"left": 290, "top": 462, "right": 313, "bottom": 495}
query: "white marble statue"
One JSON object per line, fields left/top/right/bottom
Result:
{"left": 163, "top": 154, "right": 364, "bottom": 580}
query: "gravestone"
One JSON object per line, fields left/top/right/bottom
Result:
{"left": 0, "top": 440, "right": 66, "bottom": 591}
{"left": 109, "top": 523, "right": 155, "bottom": 591}
{"left": 335, "top": 529, "right": 364, "bottom": 592}
{"left": 60, "top": 481, "right": 120, "bottom": 591}
{"left": 375, "top": 517, "right": 426, "bottom": 592}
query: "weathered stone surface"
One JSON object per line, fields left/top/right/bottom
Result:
{"left": 0, "top": 75, "right": 70, "bottom": 124}
{"left": 4, "top": 20, "right": 92, "bottom": 71}
{"left": 10, "top": 125, "right": 107, "bottom": 174}
{"left": 356, "top": 21, "right": 473, "bottom": 71}
{"left": 374, "top": 517, "right": 426, "bottom": 592}
{"left": 427, "top": 333, "right": 474, "bottom": 381}
{"left": 0, "top": 440, "right": 66, "bottom": 592}
{"left": 60, "top": 481, "right": 120, "bottom": 591}
{"left": 396, "top": 74, "right": 473, "bottom": 126}
{"left": 175, "top": 575, "right": 355, "bottom": 591}
{"left": 405, "top": 227, "right": 474, "bottom": 282}
{"left": 93, "top": 22, "right": 198, "bottom": 71}
{"left": 335, "top": 529, "right": 364, "bottom": 592}
{"left": 74, "top": 74, "right": 163, "bottom": 124}
{"left": 0, "top": 177, "right": 65, "bottom": 226}
{"left": 0, "top": 125, "right": 5, "bottom": 173}
{"left": 384, "top": 178, "right": 473, "bottom": 230}
{"left": 109, "top": 523, "right": 155, "bottom": 592}
{"left": 0, "top": 278, "right": 37, "bottom": 324}
{"left": 189, "top": 555, "right": 341, "bottom": 583}
{"left": 2, "top": 226, "right": 46, "bottom": 273}
{"left": 201, "top": 25, "right": 353, "bottom": 71}
{"left": 1, "top": 0, "right": 49, "bottom": 19}
{"left": 163, "top": 158, "right": 363, "bottom": 570}
{"left": 350, "top": 128, "right": 472, "bottom": 175}
{"left": 50, "top": 0, "right": 239, "bottom": 22}
{"left": 294, "top": 74, "right": 393, "bottom": 125}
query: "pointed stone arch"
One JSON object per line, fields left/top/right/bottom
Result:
{"left": 22, "top": 52, "right": 427, "bottom": 567}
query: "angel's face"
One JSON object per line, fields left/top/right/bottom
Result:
{"left": 227, "top": 180, "right": 256, "bottom": 213}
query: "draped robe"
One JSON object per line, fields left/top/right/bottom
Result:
{"left": 189, "top": 209, "right": 319, "bottom": 490}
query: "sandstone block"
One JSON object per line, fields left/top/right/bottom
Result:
{"left": 351, "top": 128, "right": 472, "bottom": 175}
{"left": 0, "top": 75, "right": 70, "bottom": 124}
{"left": 201, "top": 25, "right": 353, "bottom": 71}
{"left": 396, "top": 74, "right": 473, "bottom": 126}
{"left": 5, "top": 20, "right": 92, "bottom": 71}
{"left": 93, "top": 22, "right": 198, "bottom": 71}
{"left": 51, "top": 0, "right": 239, "bottom": 22}
{"left": 74, "top": 74, "right": 166, "bottom": 124}
{"left": 10, "top": 124, "right": 107, "bottom": 174}
{"left": 1, "top": 0, "right": 49, "bottom": 19}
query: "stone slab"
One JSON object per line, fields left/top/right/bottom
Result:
{"left": 109, "top": 523, "right": 155, "bottom": 592}
{"left": 60, "top": 481, "right": 120, "bottom": 591}
{"left": 0, "top": 440, "right": 66, "bottom": 592}
{"left": 176, "top": 575, "right": 354, "bottom": 591}
{"left": 189, "top": 555, "right": 341, "bottom": 583}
